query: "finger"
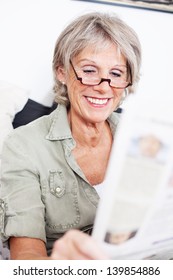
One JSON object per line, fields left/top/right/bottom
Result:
{"left": 51, "top": 232, "right": 92, "bottom": 260}
{"left": 69, "top": 230, "right": 108, "bottom": 260}
{"left": 51, "top": 230, "right": 108, "bottom": 260}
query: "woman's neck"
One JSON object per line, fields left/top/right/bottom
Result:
{"left": 68, "top": 111, "right": 111, "bottom": 148}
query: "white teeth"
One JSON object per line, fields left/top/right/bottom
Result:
{"left": 87, "top": 97, "right": 108, "bottom": 105}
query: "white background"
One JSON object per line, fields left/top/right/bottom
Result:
{"left": 0, "top": 0, "right": 172, "bottom": 106}
{"left": 1, "top": 260, "right": 173, "bottom": 279}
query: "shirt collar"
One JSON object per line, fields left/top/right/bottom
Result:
{"left": 46, "top": 104, "right": 72, "bottom": 140}
{"left": 46, "top": 104, "right": 120, "bottom": 141}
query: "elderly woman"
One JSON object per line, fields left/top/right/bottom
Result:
{"left": 0, "top": 12, "right": 141, "bottom": 259}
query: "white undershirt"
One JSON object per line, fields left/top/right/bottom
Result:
{"left": 93, "top": 182, "right": 105, "bottom": 197}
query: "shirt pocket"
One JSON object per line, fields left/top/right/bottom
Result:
{"left": 45, "top": 170, "right": 80, "bottom": 232}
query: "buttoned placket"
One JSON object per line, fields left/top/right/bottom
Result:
{"left": 62, "top": 138, "right": 90, "bottom": 184}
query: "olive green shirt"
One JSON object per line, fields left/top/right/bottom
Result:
{"left": 0, "top": 104, "right": 120, "bottom": 255}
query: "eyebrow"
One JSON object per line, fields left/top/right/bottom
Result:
{"left": 77, "top": 59, "right": 127, "bottom": 68}
{"left": 76, "top": 58, "right": 97, "bottom": 65}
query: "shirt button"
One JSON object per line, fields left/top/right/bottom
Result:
{"left": 55, "top": 187, "right": 61, "bottom": 194}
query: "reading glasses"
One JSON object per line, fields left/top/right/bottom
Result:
{"left": 70, "top": 60, "right": 132, "bottom": 89}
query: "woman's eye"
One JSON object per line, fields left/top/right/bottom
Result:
{"left": 111, "top": 71, "right": 121, "bottom": 77}
{"left": 83, "top": 69, "right": 96, "bottom": 74}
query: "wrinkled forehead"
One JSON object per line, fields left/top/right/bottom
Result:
{"left": 72, "top": 41, "right": 125, "bottom": 64}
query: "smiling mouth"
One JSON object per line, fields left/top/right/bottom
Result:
{"left": 86, "top": 97, "right": 109, "bottom": 105}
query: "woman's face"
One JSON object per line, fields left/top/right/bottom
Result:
{"left": 57, "top": 43, "right": 127, "bottom": 124}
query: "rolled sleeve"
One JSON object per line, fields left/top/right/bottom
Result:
{"left": 0, "top": 132, "right": 46, "bottom": 243}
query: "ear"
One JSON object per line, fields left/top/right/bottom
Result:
{"left": 56, "top": 66, "right": 66, "bottom": 83}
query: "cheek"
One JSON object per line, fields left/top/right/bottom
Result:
{"left": 66, "top": 80, "right": 85, "bottom": 104}
{"left": 66, "top": 79, "right": 77, "bottom": 99}
{"left": 67, "top": 78, "right": 88, "bottom": 97}
{"left": 113, "top": 89, "right": 124, "bottom": 100}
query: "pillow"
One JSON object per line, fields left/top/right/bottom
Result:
{"left": 0, "top": 81, "right": 29, "bottom": 158}
{"left": 13, "top": 99, "right": 57, "bottom": 128}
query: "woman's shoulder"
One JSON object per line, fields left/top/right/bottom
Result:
{"left": 3, "top": 109, "right": 57, "bottom": 146}
{"left": 3, "top": 104, "right": 67, "bottom": 146}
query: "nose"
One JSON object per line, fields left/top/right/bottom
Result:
{"left": 93, "top": 78, "right": 111, "bottom": 93}
{"left": 98, "top": 78, "right": 111, "bottom": 86}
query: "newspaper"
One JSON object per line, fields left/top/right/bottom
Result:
{"left": 92, "top": 94, "right": 173, "bottom": 259}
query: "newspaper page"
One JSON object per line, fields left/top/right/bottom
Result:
{"left": 92, "top": 94, "right": 173, "bottom": 259}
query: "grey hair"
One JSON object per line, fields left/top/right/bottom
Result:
{"left": 52, "top": 12, "right": 142, "bottom": 106}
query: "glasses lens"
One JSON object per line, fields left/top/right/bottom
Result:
{"left": 110, "top": 79, "right": 129, "bottom": 88}
{"left": 81, "top": 76, "right": 129, "bottom": 88}
{"left": 82, "top": 76, "right": 100, "bottom": 85}
{"left": 71, "top": 60, "right": 130, "bottom": 88}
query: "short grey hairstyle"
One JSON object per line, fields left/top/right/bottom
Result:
{"left": 52, "top": 12, "right": 142, "bottom": 106}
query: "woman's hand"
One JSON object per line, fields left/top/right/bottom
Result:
{"left": 51, "top": 229, "right": 108, "bottom": 260}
